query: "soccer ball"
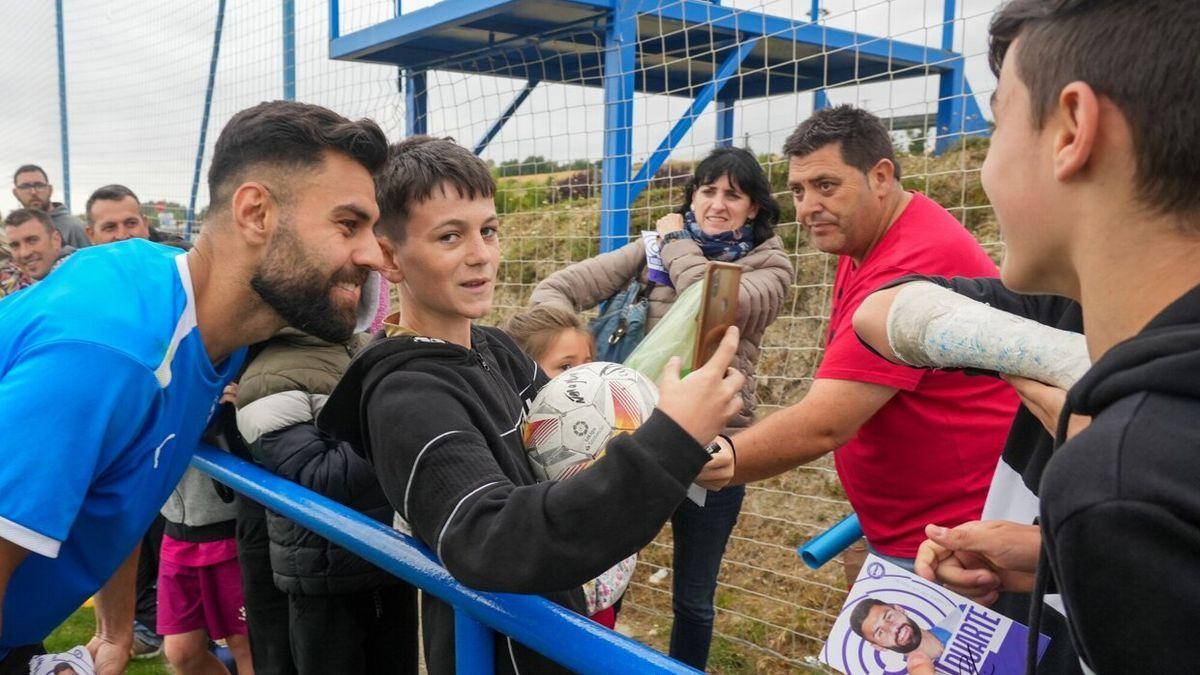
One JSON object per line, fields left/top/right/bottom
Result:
{"left": 523, "top": 361, "right": 659, "bottom": 482}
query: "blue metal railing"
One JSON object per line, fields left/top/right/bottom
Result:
{"left": 192, "top": 445, "right": 700, "bottom": 674}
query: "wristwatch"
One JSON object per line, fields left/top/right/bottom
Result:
{"left": 661, "top": 230, "right": 691, "bottom": 245}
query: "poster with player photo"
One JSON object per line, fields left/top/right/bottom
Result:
{"left": 821, "top": 555, "right": 1049, "bottom": 674}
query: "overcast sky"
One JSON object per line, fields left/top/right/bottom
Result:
{"left": 0, "top": 0, "right": 1002, "bottom": 216}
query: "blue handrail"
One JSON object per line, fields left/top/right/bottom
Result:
{"left": 192, "top": 445, "right": 701, "bottom": 674}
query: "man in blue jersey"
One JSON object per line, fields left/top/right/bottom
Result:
{"left": 0, "top": 100, "right": 389, "bottom": 675}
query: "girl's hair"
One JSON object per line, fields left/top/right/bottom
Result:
{"left": 678, "top": 146, "right": 781, "bottom": 247}
{"left": 503, "top": 306, "right": 589, "bottom": 360}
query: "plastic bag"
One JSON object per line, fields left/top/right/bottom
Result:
{"left": 622, "top": 280, "right": 704, "bottom": 381}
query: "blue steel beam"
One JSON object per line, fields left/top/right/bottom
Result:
{"left": 187, "top": 0, "right": 228, "bottom": 235}
{"left": 331, "top": 0, "right": 528, "bottom": 62}
{"left": 192, "top": 446, "right": 700, "bottom": 674}
{"left": 934, "top": 61, "right": 988, "bottom": 153}
{"left": 328, "top": 0, "right": 959, "bottom": 74}
{"left": 406, "top": 71, "right": 428, "bottom": 136}
{"left": 54, "top": 0, "right": 71, "bottom": 210}
{"left": 283, "top": 0, "right": 296, "bottom": 100}
{"left": 473, "top": 78, "right": 539, "bottom": 155}
{"left": 599, "top": 1, "right": 636, "bottom": 253}
{"left": 627, "top": 38, "right": 759, "bottom": 206}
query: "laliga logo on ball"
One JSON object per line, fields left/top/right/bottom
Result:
{"left": 523, "top": 362, "right": 659, "bottom": 482}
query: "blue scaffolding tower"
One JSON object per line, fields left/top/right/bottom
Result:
{"left": 327, "top": 0, "right": 988, "bottom": 251}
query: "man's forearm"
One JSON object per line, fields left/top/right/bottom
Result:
{"left": 92, "top": 546, "right": 139, "bottom": 645}
{"left": 731, "top": 405, "right": 841, "bottom": 484}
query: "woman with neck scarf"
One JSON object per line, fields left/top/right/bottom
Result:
{"left": 529, "top": 146, "right": 794, "bottom": 669}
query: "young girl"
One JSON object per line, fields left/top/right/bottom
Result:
{"left": 503, "top": 305, "right": 595, "bottom": 377}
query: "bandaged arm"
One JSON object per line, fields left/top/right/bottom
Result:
{"left": 854, "top": 280, "right": 1089, "bottom": 389}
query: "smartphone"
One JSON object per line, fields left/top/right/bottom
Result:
{"left": 693, "top": 261, "right": 742, "bottom": 368}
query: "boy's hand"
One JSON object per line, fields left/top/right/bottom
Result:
{"left": 914, "top": 521, "right": 1040, "bottom": 604}
{"left": 1000, "top": 374, "right": 1090, "bottom": 439}
{"left": 907, "top": 651, "right": 936, "bottom": 674}
{"left": 696, "top": 437, "right": 735, "bottom": 490}
{"left": 657, "top": 326, "right": 745, "bottom": 447}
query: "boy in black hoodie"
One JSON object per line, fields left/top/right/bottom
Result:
{"left": 894, "top": 1, "right": 1200, "bottom": 674}
{"left": 319, "top": 136, "right": 743, "bottom": 674}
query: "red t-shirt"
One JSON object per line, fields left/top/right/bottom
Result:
{"left": 816, "top": 192, "right": 1019, "bottom": 557}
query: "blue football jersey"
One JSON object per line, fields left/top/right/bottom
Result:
{"left": 0, "top": 240, "right": 245, "bottom": 652}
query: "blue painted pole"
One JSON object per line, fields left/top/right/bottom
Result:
{"left": 455, "top": 610, "right": 495, "bottom": 672}
{"left": 406, "top": 71, "right": 428, "bottom": 136}
{"left": 187, "top": 0, "right": 228, "bottom": 235}
{"left": 54, "top": 0, "right": 71, "bottom": 210}
{"left": 798, "top": 514, "right": 863, "bottom": 569}
{"left": 329, "top": 0, "right": 340, "bottom": 41}
{"left": 627, "top": 38, "right": 759, "bottom": 206}
{"left": 283, "top": 0, "right": 296, "bottom": 100}
{"left": 810, "top": 0, "right": 826, "bottom": 115}
{"left": 934, "top": 0, "right": 959, "bottom": 154}
{"left": 192, "top": 446, "right": 700, "bottom": 674}
{"left": 599, "top": 1, "right": 637, "bottom": 253}
{"left": 474, "top": 79, "right": 539, "bottom": 155}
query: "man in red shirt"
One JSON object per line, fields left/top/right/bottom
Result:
{"left": 729, "top": 105, "right": 1018, "bottom": 567}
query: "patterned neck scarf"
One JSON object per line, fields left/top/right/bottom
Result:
{"left": 683, "top": 210, "right": 755, "bottom": 262}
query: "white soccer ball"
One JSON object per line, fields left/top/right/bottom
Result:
{"left": 523, "top": 361, "right": 659, "bottom": 482}
{"left": 522, "top": 361, "right": 657, "bottom": 613}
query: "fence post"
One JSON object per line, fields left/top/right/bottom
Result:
{"left": 599, "top": 0, "right": 636, "bottom": 253}
{"left": 455, "top": 610, "right": 496, "bottom": 673}
{"left": 186, "top": 0, "right": 228, "bottom": 235}
{"left": 54, "top": 0, "right": 71, "bottom": 211}
{"left": 283, "top": 0, "right": 296, "bottom": 100}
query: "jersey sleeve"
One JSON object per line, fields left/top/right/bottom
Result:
{"left": 0, "top": 341, "right": 157, "bottom": 557}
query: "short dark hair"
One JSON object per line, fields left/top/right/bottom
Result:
{"left": 679, "top": 147, "right": 781, "bottom": 247}
{"left": 13, "top": 164, "right": 48, "bottom": 184}
{"left": 207, "top": 101, "right": 388, "bottom": 214}
{"left": 4, "top": 208, "right": 55, "bottom": 235}
{"left": 375, "top": 136, "right": 496, "bottom": 243}
{"left": 848, "top": 598, "right": 888, "bottom": 640}
{"left": 86, "top": 184, "right": 141, "bottom": 222}
{"left": 782, "top": 105, "right": 901, "bottom": 181}
{"left": 989, "top": 0, "right": 1200, "bottom": 220}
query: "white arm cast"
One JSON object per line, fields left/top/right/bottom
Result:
{"left": 886, "top": 281, "right": 1090, "bottom": 389}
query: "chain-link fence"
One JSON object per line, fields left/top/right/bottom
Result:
{"left": 0, "top": 1, "right": 1003, "bottom": 671}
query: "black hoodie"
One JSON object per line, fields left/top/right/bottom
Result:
{"left": 1036, "top": 282, "right": 1200, "bottom": 673}
{"left": 319, "top": 324, "right": 711, "bottom": 674}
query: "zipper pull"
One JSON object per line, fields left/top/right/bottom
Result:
{"left": 475, "top": 351, "right": 492, "bottom": 371}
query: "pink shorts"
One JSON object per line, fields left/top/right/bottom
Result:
{"left": 157, "top": 555, "right": 248, "bottom": 639}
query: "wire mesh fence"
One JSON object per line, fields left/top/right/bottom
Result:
{"left": 0, "top": 1, "right": 1003, "bottom": 671}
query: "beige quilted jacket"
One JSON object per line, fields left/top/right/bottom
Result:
{"left": 529, "top": 235, "right": 794, "bottom": 430}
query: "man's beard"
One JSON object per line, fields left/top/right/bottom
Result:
{"left": 250, "top": 221, "right": 367, "bottom": 343}
{"left": 891, "top": 616, "right": 924, "bottom": 654}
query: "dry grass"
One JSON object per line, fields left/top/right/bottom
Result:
{"left": 478, "top": 143, "right": 997, "bottom": 672}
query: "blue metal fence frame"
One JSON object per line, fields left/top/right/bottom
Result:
{"left": 54, "top": 0, "right": 72, "bottom": 211}
{"left": 193, "top": 445, "right": 701, "bottom": 674}
{"left": 186, "top": 0, "right": 228, "bottom": 235}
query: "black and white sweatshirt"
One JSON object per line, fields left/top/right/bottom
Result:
{"left": 1036, "top": 281, "right": 1200, "bottom": 673}
{"left": 889, "top": 275, "right": 1082, "bottom": 674}
{"left": 319, "top": 324, "right": 711, "bottom": 675}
